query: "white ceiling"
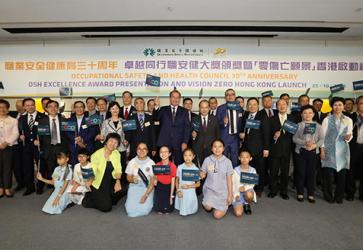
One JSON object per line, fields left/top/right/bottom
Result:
{"left": 0, "top": 0, "right": 363, "bottom": 40}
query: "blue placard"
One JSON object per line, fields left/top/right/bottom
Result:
{"left": 291, "top": 102, "right": 301, "bottom": 112}
{"left": 152, "top": 165, "right": 170, "bottom": 175}
{"left": 146, "top": 74, "right": 161, "bottom": 87}
{"left": 61, "top": 121, "right": 77, "bottom": 132}
{"left": 192, "top": 118, "right": 201, "bottom": 132}
{"left": 37, "top": 124, "right": 50, "bottom": 136}
{"left": 240, "top": 172, "right": 259, "bottom": 185}
{"left": 181, "top": 169, "right": 200, "bottom": 182}
{"left": 122, "top": 119, "right": 137, "bottom": 131}
{"left": 282, "top": 120, "right": 299, "bottom": 135}
{"left": 330, "top": 84, "right": 345, "bottom": 94}
{"left": 261, "top": 90, "right": 273, "bottom": 97}
{"left": 303, "top": 123, "right": 317, "bottom": 134}
{"left": 86, "top": 114, "right": 101, "bottom": 126}
{"left": 226, "top": 101, "right": 242, "bottom": 111}
{"left": 81, "top": 168, "right": 95, "bottom": 179}
{"left": 245, "top": 119, "right": 261, "bottom": 130}
{"left": 353, "top": 80, "right": 363, "bottom": 91}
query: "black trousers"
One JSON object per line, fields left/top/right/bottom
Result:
{"left": 250, "top": 152, "right": 265, "bottom": 193}
{"left": 12, "top": 144, "right": 24, "bottom": 188}
{"left": 346, "top": 144, "right": 363, "bottom": 198}
{"left": 323, "top": 168, "right": 346, "bottom": 202}
{"left": 269, "top": 155, "right": 290, "bottom": 195}
{"left": 23, "top": 143, "right": 39, "bottom": 190}
{"left": 38, "top": 145, "right": 63, "bottom": 190}
{"left": 0, "top": 147, "right": 13, "bottom": 189}
{"left": 295, "top": 149, "right": 318, "bottom": 196}
{"left": 120, "top": 150, "right": 128, "bottom": 196}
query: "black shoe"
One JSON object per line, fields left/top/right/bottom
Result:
{"left": 36, "top": 188, "right": 44, "bottom": 195}
{"left": 243, "top": 204, "right": 252, "bottom": 215}
{"left": 23, "top": 188, "right": 35, "bottom": 196}
{"left": 14, "top": 185, "right": 24, "bottom": 191}
{"left": 346, "top": 196, "right": 354, "bottom": 202}
{"left": 5, "top": 192, "right": 14, "bottom": 198}
{"left": 336, "top": 199, "right": 343, "bottom": 204}
{"left": 307, "top": 196, "right": 315, "bottom": 203}
{"left": 0, "top": 194, "right": 3, "bottom": 199}
{"left": 280, "top": 193, "right": 289, "bottom": 200}
{"left": 297, "top": 195, "right": 304, "bottom": 202}
{"left": 359, "top": 196, "right": 363, "bottom": 202}
{"left": 267, "top": 192, "right": 276, "bottom": 198}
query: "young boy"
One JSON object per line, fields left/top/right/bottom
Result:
{"left": 232, "top": 150, "right": 257, "bottom": 217}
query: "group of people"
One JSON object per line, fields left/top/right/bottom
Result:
{"left": 0, "top": 88, "right": 362, "bottom": 219}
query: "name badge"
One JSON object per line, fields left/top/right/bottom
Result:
{"left": 82, "top": 124, "right": 88, "bottom": 129}
{"left": 181, "top": 169, "right": 200, "bottom": 182}
{"left": 240, "top": 172, "right": 259, "bottom": 185}
{"left": 207, "top": 164, "right": 215, "bottom": 173}
{"left": 34, "top": 121, "right": 39, "bottom": 126}
{"left": 154, "top": 121, "right": 160, "bottom": 126}
{"left": 144, "top": 121, "right": 151, "bottom": 127}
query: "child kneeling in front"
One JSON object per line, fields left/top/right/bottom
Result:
{"left": 37, "top": 150, "right": 72, "bottom": 215}
{"left": 232, "top": 150, "right": 257, "bottom": 217}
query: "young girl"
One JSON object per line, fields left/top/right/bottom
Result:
{"left": 232, "top": 150, "right": 257, "bottom": 217}
{"left": 36, "top": 151, "right": 72, "bottom": 215}
{"left": 67, "top": 149, "right": 92, "bottom": 205}
{"left": 125, "top": 142, "right": 155, "bottom": 217}
{"left": 175, "top": 148, "right": 200, "bottom": 216}
{"left": 154, "top": 146, "right": 176, "bottom": 214}
{"left": 200, "top": 139, "right": 234, "bottom": 219}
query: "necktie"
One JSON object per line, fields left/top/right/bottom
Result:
{"left": 189, "top": 111, "right": 191, "bottom": 122}
{"left": 51, "top": 118, "right": 58, "bottom": 145}
{"left": 172, "top": 107, "right": 176, "bottom": 123}
{"left": 100, "top": 114, "right": 105, "bottom": 123}
{"left": 139, "top": 115, "right": 144, "bottom": 131}
{"left": 29, "top": 114, "right": 35, "bottom": 130}
{"left": 229, "top": 110, "right": 236, "bottom": 134}
{"left": 268, "top": 109, "right": 273, "bottom": 118}
{"left": 203, "top": 117, "right": 207, "bottom": 132}
{"left": 124, "top": 108, "right": 129, "bottom": 120}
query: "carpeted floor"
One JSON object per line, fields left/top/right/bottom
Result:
{"left": 0, "top": 188, "right": 363, "bottom": 250}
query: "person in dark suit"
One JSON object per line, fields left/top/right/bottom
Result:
{"left": 126, "top": 97, "right": 156, "bottom": 159}
{"left": 291, "top": 94, "right": 310, "bottom": 123}
{"left": 262, "top": 95, "right": 278, "bottom": 118}
{"left": 240, "top": 97, "right": 270, "bottom": 196}
{"left": 93, "top": 97, "right": 111, "bottom": 151}
{"left": 268, "top": 99, "right": 294, "bottom": 200}
{"left": 84, "top": 97, "right": 98, "bottom": 117}
{"left": 208, "top": 97, "right": 218, "bottom": 116}
{"left": 153, "top": 90, "right": 190, "bottom": 165}
{"left": 10, "top": 100, "right": 25, "bottom": 191}
{"left": 18, "top": 98, "right": 46, "bottom": 195}
{"left": 183, "top": 97, "right": 198, "bottom": 147}
{"left": 346, "top": 95, "right": 363, "bottom": 201}
{"left": 120, "top": 91, "right": 136, "bottom": 120}
{"left": 65, "top": 101, "right": 97, "bottom": 165}
{"left": 35, "top": 100, "right": 69, "bottom": 194}
{"left": 191, "top": 100, "right": 220, "bottom": 166}
{"left": 313, "top": 98, "right": 327, "bottom": 124}
{"left": 344, "top": 98, "right": 355, "bottom": 117}
{"left": 216, "top": 89, "right": 243, "bottom": 168}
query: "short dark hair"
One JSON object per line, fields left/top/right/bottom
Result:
{"left": 22, "top": 98, "right": 35, "bottom": 106}
{"left": 96, "top": 97, "right": 108, "bottom": 105}
{"left": 41, "top": 97, "right": 51, "bottom": 103}
{"left": 169, "top": 90, "right": 181, "bottom": 98}
{"left": 134, "top": 97, "right": 145, "bottom": 103}
{"left": 0, "top": 99, "right": 10, "bottom": 109}
{"left": 224, "top": 89, "right": 235, "bottom": 96}
{"left": 183, "top": 148, "right": 195, "bottom": 156}
{"left": 300, "top": 104, "right": 316, "bottom": 114}
{"left": 108, "top": 101, "right": 121, "bottom": 112}
{"left": 147, "top": 99, "right": 155, "bottom": 106}
{"left": 199, "top": 99, "right": 209, "bottom": 107}
{"left": 279, "top": 93, "right": 290, "bottom": 99}
{"left": 313, "top": 98, "right": 323, "bottom": 104}
{"left": 86, "top": 97, "right": 97, "bottom": 103}
{"left": 46, "top": 100, "right": 59, "bottom": 108}
{"left": 104, "top": 133, "right": 121, "bottom": 147}
{"left": 73, "top": 101, "right": 85, "bottom": 109}
{"left": 330, "top": 96, "right": 345, "bottom": 107}
{"left": 211, "top": 139, "right": 225, "bottom": 148}
{"left": 209, "top": 97, "right": 217, "bottom": 102}
{"left": 77, "top": 148, "right": 90, "bottom": 157}
{"left": 122, "top": 91, "right": 133, "bottom": 98}
{"left": 345, "top": 98, "right": 355, "bottom": 104}
{"left": 356, "top": 95, "right": 363, "bottom": 104}
{"left": 183, "top": 97, "right": 193, "bottom": 104}
{"left": 235, "top": 96, "right": 244, "bottom": 101}
{"left": 298, "top": 94, "right": 310, "bottom": 104}
{"left": 238, "top": 149, "right": 251, "bottom": 157}
{"left": 247, "top": 97, "right": 259, "bottom": 105}
{"left": 57, "top": 150, "right": 70, "bottom": 159}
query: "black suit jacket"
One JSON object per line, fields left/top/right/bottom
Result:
{"left": 269, "top": 114, "right": 294, "bottom": 157}
{"left": 241, "top": 110, "right": 270, "bottom": 156}
{"left": 192, "top": 115, "right": 220, "bottom": 161}
{"left": 18, "top": 112, "right": 46, "bottom": 145}
{"left": 37, "top": 114, "right": 69, "bottom": 159}
{"left": 349, "top": 112, "right": 359, "bottom": 148}
{"left": 120, "top": 106, "right": 136, "bottom": 120}
{"left": 126, "top": 113, "right": 156, "bottom": 156}
{"left": 313, "top": 111, "right": 327, "bottom": 124}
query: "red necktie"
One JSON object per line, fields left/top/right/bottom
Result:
{"left": 125, "top": 108, "right": 129, "bottom": 120}
{"left": 268, "top": 109, "right": 273, "bottom": 118}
